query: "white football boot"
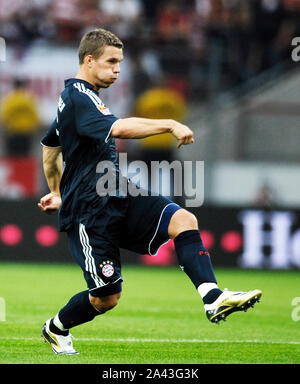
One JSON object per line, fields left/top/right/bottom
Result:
{"left": 41, "top": 318, "right": 79, "bottom": 355}
{"left": 205, "top": 289, "right": 262, "bottom": 324}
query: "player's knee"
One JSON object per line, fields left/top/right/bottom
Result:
{"left": 168, "top": 209, "right": 198, "bottom": 239}
{"left": 89, "top": 292, "right": 121, "bottom": 313}
{"left": 182, "top": 210, "right": 198, "bottom": 229}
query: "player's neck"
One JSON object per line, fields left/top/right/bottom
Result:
{"left": 75, "top": 70, "right": 99, "bottom": 91}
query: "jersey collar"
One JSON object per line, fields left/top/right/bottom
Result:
{"left": 65, "top": 78, "right": 96, "bottom": 90}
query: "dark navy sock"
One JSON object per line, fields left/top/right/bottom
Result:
{"left": 49, "top": 318, "right": 69, "bottom": 336}
{"left": 174, "top": 230, "right": 218, "bottom": 289}
{"left": 202, "top": 288, "right": 223, "bottom": 304}
{"left": 56, "top": 290, "right": 101, "bottom": 330}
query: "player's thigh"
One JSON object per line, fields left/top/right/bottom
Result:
{"left": 120, "top": 193, "right": 180, "bottom": 256}
{"left": 67, "top": 210, "right": 124, "bottom": 297}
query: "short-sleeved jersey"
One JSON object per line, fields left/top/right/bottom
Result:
{"left": 41, "top": 78, "right": 126, "bottom": 232}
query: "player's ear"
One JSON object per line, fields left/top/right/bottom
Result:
{"left": 85, "top": 54, "right": 94, "bottom": 68}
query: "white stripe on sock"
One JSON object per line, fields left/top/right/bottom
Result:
{"left": 53, "top": 314, "right": 67, "bottom": 331}
{"left": 197, "top": 282, "right": 219, "bottom": 299}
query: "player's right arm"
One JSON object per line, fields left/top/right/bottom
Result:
{"left": 38, "top": 146, "right": 63, "bottom": 214}
{"left": 110, "top": 117, "right": 194, "bottom": 148}
{"left": 38, "top": 119, "right": 63, "bottom": 214}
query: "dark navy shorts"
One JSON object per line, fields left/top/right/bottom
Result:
{"left": 67, "top": 194, "right": 181, "bottom": 297}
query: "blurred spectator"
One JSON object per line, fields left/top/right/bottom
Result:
{"left": 140, "top": 0, "right": 163, "bottom": 23}
{"left": 98, "top": 0, "right": 142, "bottom": 39}
{"left": 134, "top": 87, "right": 187, "bottom": 124}
{"left": 156, "top": 0, "right": 194, "bottom": 97}
{"left": 248, "top": 0, "right": 289, "bottom": 74}
{"left": 130, "top": 55, "right": 152, "bottom": 98}
{"left": 253, "top": 182, "right": 277, "bottom": 208}
{"left": 51, "top": 0, "right": 82, "bottom": 43}
{"left": 157, "top": 0, "right": 193, "bottom": 40}
{"left": 0, "top": 78, "right": 40, "bottom": 156}
{"left": 0, "top": 0, "right": 55, "bottom": 53}
{"left": 99, "top": 0, "right": 142, "bottom": 21}
{"left": 270, "top": 18, "right": 297, "bottom": 65}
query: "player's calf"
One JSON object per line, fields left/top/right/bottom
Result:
{"left": 168, "top": 210, "right": 222, "bottom": 305}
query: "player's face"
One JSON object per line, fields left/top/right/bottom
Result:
{"left": 91, "top": 46, "right": 123, "bottom": 89}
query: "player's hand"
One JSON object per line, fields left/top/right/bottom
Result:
{"left": 38, "top": 192, "right": 62, "bottom": 214}
{"left": 169, "top": 120, "right": 194, "bottom": 148}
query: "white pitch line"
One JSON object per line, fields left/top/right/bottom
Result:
{"left": 0, "top": 337, "right": 299, "bottom": 345}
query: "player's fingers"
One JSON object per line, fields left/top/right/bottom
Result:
{"left": 183, "top": 135, "right": 193, "bottom": 146}
{"left": 38, "top": 203, "right": 48, "bottom": 213}
{"left": 187, "top": 132, "right": 194, "bottom": 143}
{"left": 177, "top": 132, "right": 194, "bottom": 147}
{"left": 38, "top": 201, "right": 58, "bottom": 214}
{"left": 182, "top": 137, "right": 188, "bottom": 146}
{"left": 38, "top": 202, "right": 46, "bottom": 209}
{"left": 177, "top": 138, "right": 184, "bottom": 148}
{"left": 39, "top": 197, "right": 50, "bottom": 206}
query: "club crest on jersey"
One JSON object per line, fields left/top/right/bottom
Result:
{"left": 100, "top": 261, "right": 114, "bottom": 277}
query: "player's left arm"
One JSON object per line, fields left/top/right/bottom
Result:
{"left": 38, "top": 146, "right": 63, "bottom": 214}
{"left": 110, "top": 117, "right": 194, "bottom": 148}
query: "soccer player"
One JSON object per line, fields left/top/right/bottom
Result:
{"left": 38, "top": 29, "right": 262, "bottom": 355}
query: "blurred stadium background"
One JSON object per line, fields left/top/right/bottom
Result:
{"left": 1, "top": 0, "right": 300, "bottom": 271}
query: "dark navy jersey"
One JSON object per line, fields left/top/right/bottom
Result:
{"left": 41, "top": 78, "right": 125, "bottom": 232}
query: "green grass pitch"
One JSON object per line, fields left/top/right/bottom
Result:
{"left": 0, "top": 262, "right": 299, "bottom": 364}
